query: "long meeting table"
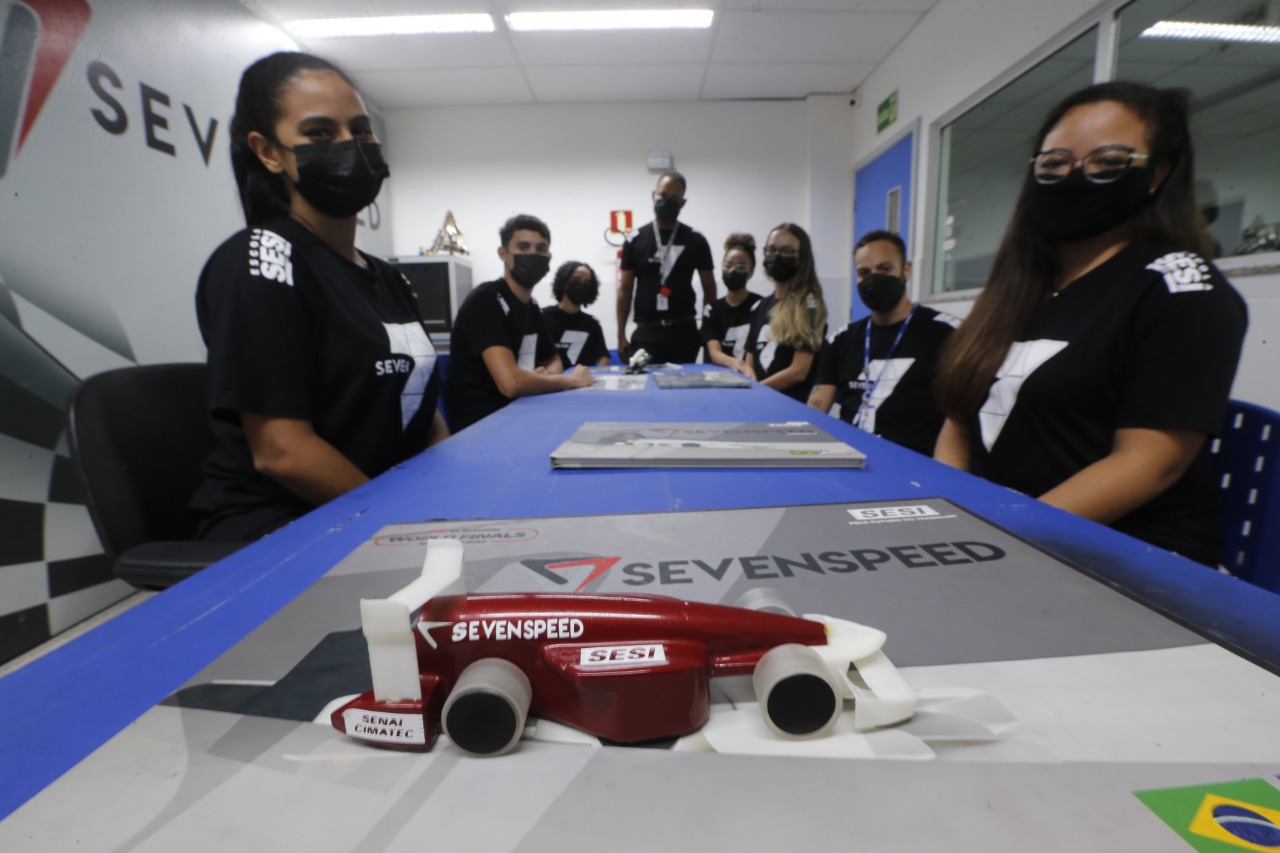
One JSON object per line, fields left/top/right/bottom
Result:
{"left": 2, "top": 366, "right": 1279, "bottom": 851}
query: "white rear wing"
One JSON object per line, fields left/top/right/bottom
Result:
{"left": 361, "top": 539, "right": 466, "bottom": 702}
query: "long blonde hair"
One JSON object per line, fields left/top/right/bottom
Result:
{"left": 767, "top": 223, "right": 827, "bottom": 350}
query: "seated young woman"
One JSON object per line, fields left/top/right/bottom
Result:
{"left": 933, "top": 81, "right": 1247, "bottom": 567}
{"left": 741, "top": 223, "right": 828, "bottom": 402}
{"left": 191, "top": 52, "right": 448, "bottom": 541}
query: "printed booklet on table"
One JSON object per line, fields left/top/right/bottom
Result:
{"left": 651, "top": 370, "right": 752, "bottom": 389}
{"left": 549, "top": 421, "right": 866, "bottom": 469}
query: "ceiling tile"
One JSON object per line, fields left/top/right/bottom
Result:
{"left": 248, "top": 0, "right": 496, "bottom": 21}
{"left": 723, "top": 0, "right": 938, "bottom": 10}
{"left": 244, "top": 0, "right": 937, "bottom": 107}
{"left": 355, "top": 67, "right": 533, "bottom": 109}
{"left": 509, "top": 29, "right": 714, "bottom": 67}
{"left": 297, "top": 32, "right": 517, "bottom": 72}
{"left": 524, "top": 64, "right": 705, "bottom": 103}
{"left": 701, "top": 61, "right": 874, "bottom": 99}
{"left": 711, "top": 9, "right": 916, "bottom": 64}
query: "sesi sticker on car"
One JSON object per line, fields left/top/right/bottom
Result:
{"left": 578, "top": 644, "right": 667, "bottom": 667}
{"left": 342, "top": 710, "right": 426, "bottom": 745}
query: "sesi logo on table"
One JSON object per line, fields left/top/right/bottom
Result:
{"left": 847, "top": 505, "right": 941, "bottom": 521}
{"left": 578, "top": 644, "right": 667, "bottom": 667}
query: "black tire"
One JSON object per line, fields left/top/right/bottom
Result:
{"left": 442, "top": 658, "right": 532, "bottom": 757}
{"left": 753, "top": 643, "right": 842, "bottom": 739}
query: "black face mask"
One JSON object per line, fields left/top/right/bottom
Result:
{"left": 567, "top": 280, "right": 597, "bottom": 306}
{"left": 722, "top": 270, "right": 750, "bottom": 292}
{"left": 763, "top": 255, "right": 799, "bottom": 283}
{"left": 654, "top": 197, "right": 682, "bottom": 223}
{"left": 857, "top": 273, "right": 907, "bottom": 313}
{"left": 290, "top": 139, "right": 389, "bottom": 218}
{"left": 1028, "top": 166, "right": 1153, "bottom": 242}
{"left": 509, "top": 253, "right": 551, "bottom": 288}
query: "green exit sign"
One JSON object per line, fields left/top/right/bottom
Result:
{"left": 877, "top": 90, "right": 898, "bottom": 133}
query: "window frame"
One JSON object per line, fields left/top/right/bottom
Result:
{"left": 918, "top": 0, "right": 1277, "bottom": 305}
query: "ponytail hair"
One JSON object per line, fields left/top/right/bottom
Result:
{"left": 230, "top": 52, "right": 353, "bottom": 227}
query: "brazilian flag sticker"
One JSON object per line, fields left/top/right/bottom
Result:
{"left": 1136, "top": 778, "right": 1280, "bottom": 851}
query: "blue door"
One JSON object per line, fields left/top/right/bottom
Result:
{"left": 852, "top": 132, "right": 914, "bottom": 322}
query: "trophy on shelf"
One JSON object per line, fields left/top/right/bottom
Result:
{"left": 430, "top": 211, "right": 470, "bottom": 255}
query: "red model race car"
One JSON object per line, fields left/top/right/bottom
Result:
{"left": 331, "top": 539, "right": 916, "bottom": 756}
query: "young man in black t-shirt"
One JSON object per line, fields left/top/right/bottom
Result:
{"left": 809, "top": 230, "right": 957, "bottom": 456}
{"left": 445, "top": 215, "right": 592, "bottom": 431}
{"left": 543, "top": 261, "right": 612, "bottom": 369}
{"left": 617, "top": 170, "right": 716, "bottom": 364}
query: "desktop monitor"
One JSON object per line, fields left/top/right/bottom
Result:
{"left": 389, "top": 257, "right": 473, "bottom": 339}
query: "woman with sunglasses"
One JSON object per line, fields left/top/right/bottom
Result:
{"left": 741, "top": 223, "right": 828, "bottom": 401}
{"left": 934, "top": 81, "right": 1247, "bottom": 567}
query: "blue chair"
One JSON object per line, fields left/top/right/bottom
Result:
{"left": 1210, "top": 400, "right": 1280, "bottom": 592}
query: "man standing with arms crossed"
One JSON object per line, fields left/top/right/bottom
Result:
{"left": 616, "top": 171, "right": 716, "bottom": 364}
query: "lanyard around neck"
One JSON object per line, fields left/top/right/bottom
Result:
{"left": 653, "top": 222, "right": 679, "bottom": 280}
{"left": 853, "top": 305, "right": 916, "bottom": 430}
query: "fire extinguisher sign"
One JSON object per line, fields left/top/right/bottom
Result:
{"left": 610, "top": 210, "right": 633, "bottom": 233}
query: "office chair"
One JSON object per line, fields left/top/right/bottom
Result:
{"left": 66, "top": 363, "right": 241, "bottom": 588}
{"left": 1211, "top": 399, "right": 1280, "bottom": 593}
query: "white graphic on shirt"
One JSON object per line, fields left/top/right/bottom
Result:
{"left": 654, "top": 245, "right": 685, "bottom": 283}
{"left": 978, "top": 339, "right": 1069, "bottom": 451}
{"left": 382, "top": 322, "right": 437, "bottom": 429}
{"left": 517, "top": 333, "right": 538, "bottom": 370}
{"left": 756, "top": 323, "right": 778, "bottom": 371}
{"left": 558, "top": 330, "right": 589, "bottom": 364}
{"left": 934, "top": 311, "right": 962, "bottom": 329}
{"left": 724, "top": 323, "right": 751, "bottom": 360}
{"left": 851, "top": 357, "right": 916, "bottom": 434}
{"left": 248, "top": 229, "right": 293, "bottom": 285}
{"left": 1146, "top": 251, "right": 1213, "bottom": 293}
{"left": 497, "top": 293, "right": 511, "bottom": 315}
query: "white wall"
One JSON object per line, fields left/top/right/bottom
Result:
{"left": 383, "top": 98, "right": 855, "bottom": 346}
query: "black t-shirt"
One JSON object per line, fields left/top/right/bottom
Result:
{"left": 192, "top": 218, "right": 440, "bottom": 535}
{"left": 701, "top": 292, "right": 763, "bottom": 361}
{"left": 542, "top": 305, "right": 610, "bottom": 369}
{"left": 620, "top": 221, "right": 714, "bottom": 322}
{"left": 744, "top": 294, "right": 826, "bottom": 402}
{"left": 816, "top": 305, "right": 958, "bottom": 455}
{"left": 968, "top": 243, "right": 1248, "bottom": 565}
{"left": 446, "top": 278, "right": 556, "bottom": 432}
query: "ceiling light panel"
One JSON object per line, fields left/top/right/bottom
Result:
{"left": 506, "top": 9, "right": 714, "bottom": 32}
{"left": 1140, "top": 21, "right": 1280, "bottom": 44}
{"left": 289, "top": 14, "right": 495, "bottom": 38}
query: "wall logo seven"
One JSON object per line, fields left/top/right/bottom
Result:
{"left": 0, "top": 0, "right": 91, "bottom": 178}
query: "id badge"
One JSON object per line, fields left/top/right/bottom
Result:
{"left": 656, "top": 293, "right": 669, "bottom": 312}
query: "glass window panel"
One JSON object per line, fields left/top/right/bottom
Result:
{"left": 1116, "top": 0, "right": 1280, "bottom": 258}
{"left": 932, "top": 28, "right": 1098, "bottom": 294}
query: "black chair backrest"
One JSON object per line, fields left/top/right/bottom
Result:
{"left": 66, "top": 363, "right": 215, "bottom": 560}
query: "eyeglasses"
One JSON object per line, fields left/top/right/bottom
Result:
{"left": 1030, "top": 145, "right": 1151, "bottom": 185}
{"left": 763, "top": 248, "right": 799, "bottom": 259}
